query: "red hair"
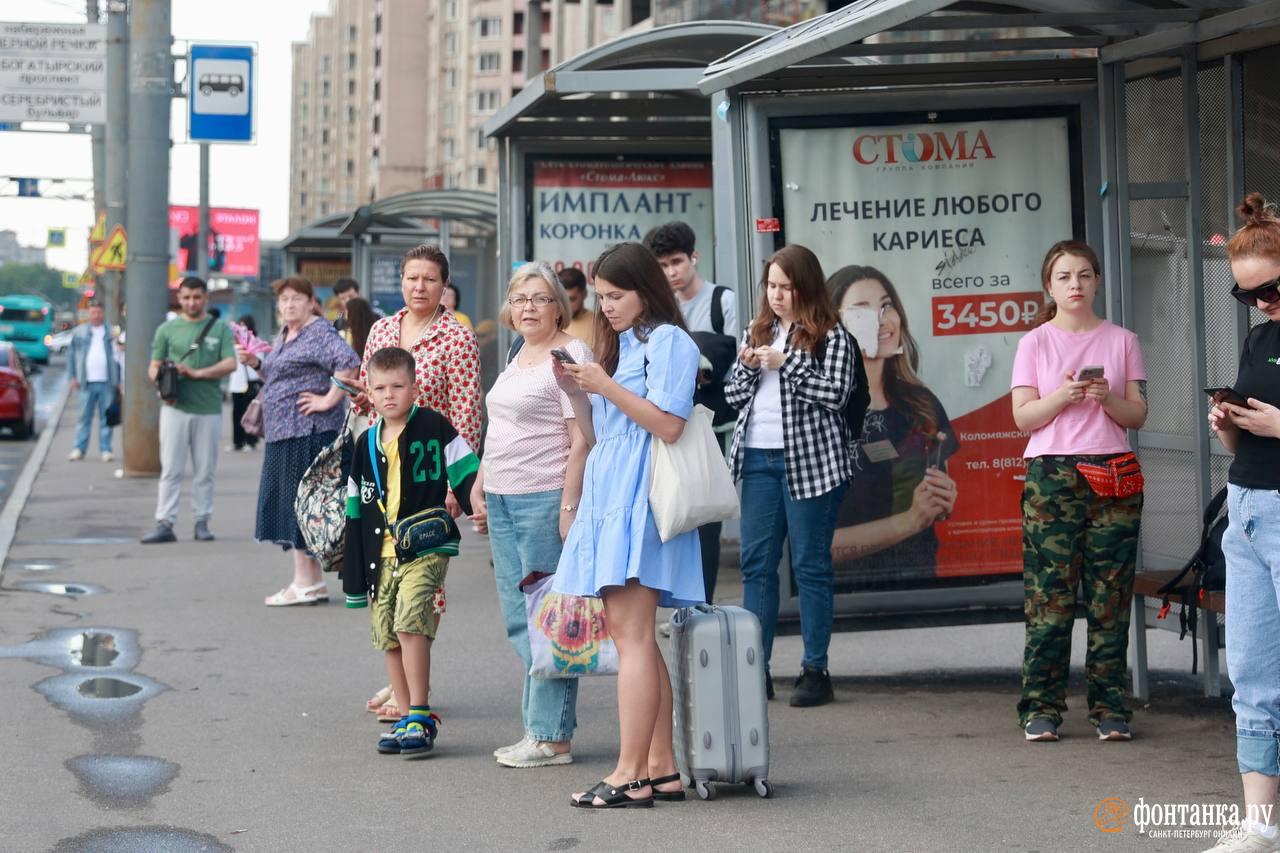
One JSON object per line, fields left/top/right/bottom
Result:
{"left": 1226, "top": 192, "right": 1280, "bottom": 261}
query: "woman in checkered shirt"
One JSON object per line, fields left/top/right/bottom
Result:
{"left": 724, "top": 244, "right": 857, "bottom": 709}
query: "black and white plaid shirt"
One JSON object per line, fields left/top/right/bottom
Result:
{"left": 725, "top": 322, "right": 855, "bottom": 500}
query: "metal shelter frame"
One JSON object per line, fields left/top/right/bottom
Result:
{"left": 694, "top": 0, "right": 1280, "bottom": 676}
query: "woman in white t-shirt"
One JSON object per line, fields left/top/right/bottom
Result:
{"left": 1010, "top": 240, "right": 1148, "bottom": 744}
{"left": 469, "top": 261, "right": 590, "bottom": 769}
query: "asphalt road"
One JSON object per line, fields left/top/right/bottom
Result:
{"left": 0, "top": 395, "right": 1248, "bottom": 853}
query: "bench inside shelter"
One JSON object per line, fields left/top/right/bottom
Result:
{"left": 1130, "top": 570, "right": 1226, "bottom": 701}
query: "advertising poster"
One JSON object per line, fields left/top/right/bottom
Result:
{"left": 529, "top": 159, "right": 715, "bottom": 280}
{"left": 169, "top": 206, "right": 260, "bottom": 279}
{"left": 778, "top": 115, "right": 1075, "bottom": 591}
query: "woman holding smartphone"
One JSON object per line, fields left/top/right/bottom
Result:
{"left": 552, "top": 242, "right": 703, "bottom": 808}
{"left": 1202, "top": 193, "right": 1280, "bottom": 853}
{"left": 724, "top": 244, "right": 855, "bottom": 708}
{"left": 1011, "top": 240, "right": 1148, "bottom": 743}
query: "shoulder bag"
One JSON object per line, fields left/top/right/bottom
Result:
{"left": 649, "top": 404, "right": 739, "bottom": 542}
{"left": 366, "top": 418, "right": 460, "bottom": 561}
{"left": 156, "top": 315, "right": 218, "bottom": 403}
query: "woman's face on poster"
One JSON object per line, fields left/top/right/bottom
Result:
{"left": 840, "top": 278, "right": 900, "bottom": 361}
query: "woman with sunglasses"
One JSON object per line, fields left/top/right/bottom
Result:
{"left": 1011, "top": 240, "right": 1148, "bottom": 744}
{"left": 1203, "top": 193, "right": 1280, "bottom": 853}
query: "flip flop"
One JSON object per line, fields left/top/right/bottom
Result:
{"left": 366, "top": 685, "right": 393, "bottom": 712}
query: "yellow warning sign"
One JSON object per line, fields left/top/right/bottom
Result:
{"left": 88, "top": 242, "right": 106, "bottom": 273}
{"left": 79, "top": 268, "right": 95, "bottom": 285}
{"left": 90, "top": 210, "right": 106, "bottom": 244}
{"left": 99, "top": 225, "right": 127, "bottom": 271}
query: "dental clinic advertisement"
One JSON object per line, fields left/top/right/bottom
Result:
{"left": 777, "top": 115, "right": 1075, "bottom": 590}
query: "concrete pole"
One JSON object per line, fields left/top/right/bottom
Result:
{"left": 197, "top": 142, "right": 210, "bottom": 280}
{"left": 582, "top": 0, "right": 595, "bottom": 50}
{"left": 104, "top": 0, "right": 128, "bottom": 327}
{"left": 123, "top": 0, "right": 172, "bottom": 477}
{"left": 88, "top": 0, "right": 105, "bottom": 217}
{"left": 550, "top": 0, "right": 563, "bottom": 65}
{"left": 525, "top": 0, "right": 542, "bottom": 79}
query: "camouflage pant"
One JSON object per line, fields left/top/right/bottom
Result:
{"left": 1018, "top": 455, "right": 1143, "bottom": 727}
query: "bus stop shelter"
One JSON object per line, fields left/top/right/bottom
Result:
{"left": 695, "top": 0, "right": 1280, "bottom": 684}
{"left": 484, "top": 19, "right": 778, "bottom": 352}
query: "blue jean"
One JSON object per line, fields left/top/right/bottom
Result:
{"left": 738, "top": 447, "right": 845, "bottom": 670}
{"left": 74, "top": 382, "right": 113, "bottom": 454}
{"left": 1223, "top": 484, "right": 1280, "bottom": 776}
{"left": 486, "top": 488, "right": 579, "bottom": 742}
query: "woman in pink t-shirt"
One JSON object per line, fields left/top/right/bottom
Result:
{"left": 1010, "top": 240, "right": 1148, "bottom": 744}
{"left": 468, "top": 261, "right": 591, "bottom": 769}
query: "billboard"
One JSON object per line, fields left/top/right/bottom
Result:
{"left": 776, "top": 113, "right": 1077, "bottom": 591}
{"left": 528, "top": 159, "right": 715, "bottom": 280}
{"left": 169, "top": 206, "right": 260, "bottom": 279}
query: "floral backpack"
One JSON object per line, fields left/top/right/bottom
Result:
{"left": 294, "top": 410, "right": 358, "bottom": 572}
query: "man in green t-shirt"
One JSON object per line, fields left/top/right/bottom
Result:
{"left": 142, "top": 277, "right": 236, "bottom": 544}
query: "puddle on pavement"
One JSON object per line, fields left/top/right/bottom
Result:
{"left": 9, "top": 581, "right": 105, "bottom": 597}
{"left": 78, "top": 678, "right": 142, "bottom": 698}
{"left": 7, "top": 557, "right": 67, "bottom": 571}
{"left": 71, "top": 633, "right": 119, "bottom": 667}
{"left": 66, "top": 755, "right": 179, "bottom": 809}
{"left": 52, "top": 826, "right": 231, "bottom": 853}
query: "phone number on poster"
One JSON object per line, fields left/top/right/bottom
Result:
{"left": 932, "top": 292, "right": 1044, "bottom": 336}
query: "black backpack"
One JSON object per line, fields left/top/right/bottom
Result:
{"left": 1156, "top": 486, "right": 1228, "bottom": 672}
{"left": 816, "top": 326, "right": 871, "bottom": 444}
{"left": 689, "top": 286, "right": 738, "bottom": 427}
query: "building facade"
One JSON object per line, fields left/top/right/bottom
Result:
{"left": 0, "top": 231, "right": 47, "bottom": 267}
{"left": 289, "top": 0, "right": 630, "bottom": 232}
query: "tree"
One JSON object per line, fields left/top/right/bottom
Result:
{"left": 0, "top": 263, "right": 79, "bottom": 310}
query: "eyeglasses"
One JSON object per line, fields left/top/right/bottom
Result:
{"left": 507, "top": 294, "right": 556, "bottom": 308}
{"left": 1231, "top": 276, "right": 1280, "bottom": 307}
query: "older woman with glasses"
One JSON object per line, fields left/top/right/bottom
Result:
{"left": 470, "top": 262, "right": 592, "bottom": 768}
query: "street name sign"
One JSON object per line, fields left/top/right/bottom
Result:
{"left": 188, "top": 43, "right": 254, "bottom": 143}
{"left": 0, "top": 22, "right": 106, "bottom": 124}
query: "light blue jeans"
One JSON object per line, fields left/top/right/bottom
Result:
{"left": 486, "top": 488, "right": 579, "bottom": 743}
{"left": 1223, "top": 484, "right": 1280, "bottom": 776}
{"left": 739, "top": 448, "right": 846, "bottom": 671}
{"left": 74, "top": 382, "right": 113, "bottom": 454}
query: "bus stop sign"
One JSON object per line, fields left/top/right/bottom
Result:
{"left": 188, "top": 44, "right": 254, "bottom": 143}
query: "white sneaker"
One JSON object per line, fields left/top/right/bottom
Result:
{"left": 493, "top": 735, "right": 533, "bottom": 759}
{"left": 495, "top": 739, "right": 573, "bottom": 768}
{"left": 1201, "top": 821, "right": 1280, "bottom": 852}
{"left": 101, "top": 452, "right": 114, "bottom": 462}
{"left": 67, "top": 449, "right": 83, "bottom": 461}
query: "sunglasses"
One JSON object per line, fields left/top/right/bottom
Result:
{"left": 1231, "top": 275, "right": 1280, "bottom": 307}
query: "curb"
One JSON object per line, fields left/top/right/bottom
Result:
{"left": 0, "top": 382, "right": 73, "bottom": 581}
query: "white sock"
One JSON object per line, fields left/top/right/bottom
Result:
{"left": 1250, "top": 820, "right": 1277, "bottom": 838}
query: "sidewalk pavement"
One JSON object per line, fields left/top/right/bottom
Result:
{"left": 0, "top": 399, "right": 1245, "bottom": 852}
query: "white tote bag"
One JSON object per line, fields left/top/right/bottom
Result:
{"left": 649, "top": 404, "right": 740, "bottom": 542}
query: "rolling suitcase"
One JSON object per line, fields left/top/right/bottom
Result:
{"left": 669, "top": 604, "right": 773, "bottom": 800}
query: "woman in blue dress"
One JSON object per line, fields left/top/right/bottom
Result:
{"left": 552, "top": 241, "right": 703, "bottom": 809}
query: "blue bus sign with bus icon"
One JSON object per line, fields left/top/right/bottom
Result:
{"left": 189, "top": 44, "right": 254, "bottom": 143}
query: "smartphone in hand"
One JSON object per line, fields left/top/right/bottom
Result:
{"left": 330, "top": 375, "right": 361, "bottom": 396}
{"left": 1077, "top": 365, "right": 1105, "bottom": 382}
{"left": 1205, "top": 386, "right": 1248, "bottom": 407}
{"left": 550, "top": 348, "right": 576, "bottom": 365}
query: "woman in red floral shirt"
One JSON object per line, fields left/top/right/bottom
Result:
{"left": 355, "top": 243, "right": 482, "bottom": 719}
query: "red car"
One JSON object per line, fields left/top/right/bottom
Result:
{"left": 0, "top": 341, "right": 36, "bottom": 439}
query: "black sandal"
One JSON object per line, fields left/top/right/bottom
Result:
{"left": 650, "top": 772, "right": 686, "bottom": 802}
{"left": 570, "top": 778, "right": 654, "bottom": 809}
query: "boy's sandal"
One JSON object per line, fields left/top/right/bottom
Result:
{"left": 650, "top": 772, "right": 686, "bottom": 802}
{"left": 570, "top": 778, "right": 654, "bottom": 809}
{"left": 366, "top": 685, "right": 393, "bottom": 712}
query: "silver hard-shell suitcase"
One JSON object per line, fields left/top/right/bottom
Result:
{"left": 669, "top": 603, "right": 773, "bottom": 800}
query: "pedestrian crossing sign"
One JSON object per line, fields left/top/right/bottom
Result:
{"left": 61, "top": 271, "right": 78, "bottom": 289}
{"left": 47, "top": 228, "right": 66, "bottom": 248}
{"left": 99, "top": 225, "right": 127, "bottom": 271}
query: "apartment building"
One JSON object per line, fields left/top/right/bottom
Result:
{"left": 288, "top": 0, "right": 631, "bottom": 232}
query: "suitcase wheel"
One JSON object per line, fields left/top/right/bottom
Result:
{"left": 753, "top": 778, "right": 774, "bottom": 799}
{"left": 695, "top": 780, "right": 717, "bottom": 801}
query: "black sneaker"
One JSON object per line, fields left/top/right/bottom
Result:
{"left": 789, "top": 666, "right": 833, "bottom": 707}
{"left": 140, "top": 522, "right": 176, "bottom": 544}
{"left": 765, "top": 667, "right": 775, "bottom": 701}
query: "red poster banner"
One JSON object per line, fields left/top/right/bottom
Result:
{"left": 169, "top": 206, "right": 260, "bottom": 279}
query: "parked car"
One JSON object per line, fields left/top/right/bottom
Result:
{"left": 47, "top": 328, "right": 74, "bottom": 354}
{"left": 0, "top": 341, "right": 35, "bottom": 439}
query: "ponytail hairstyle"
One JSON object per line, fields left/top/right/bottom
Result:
{"left": 589, "top": 242, "right": 687, "bottom": 376}
{"left": 747, "top": 244, "right": 838, "bottom": 354}
{"left": 1225, "top": 192, "right": 1280, "bottom": 261}
{"left": 1032, "top": 240, "right": 1102, "bottom": 328}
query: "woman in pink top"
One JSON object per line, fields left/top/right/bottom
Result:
{"left": 469, "top": 261, "right": 591, "bottom": 769}
{"left": 1010, "top": 240, "right": 1148, "bottom": 744}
